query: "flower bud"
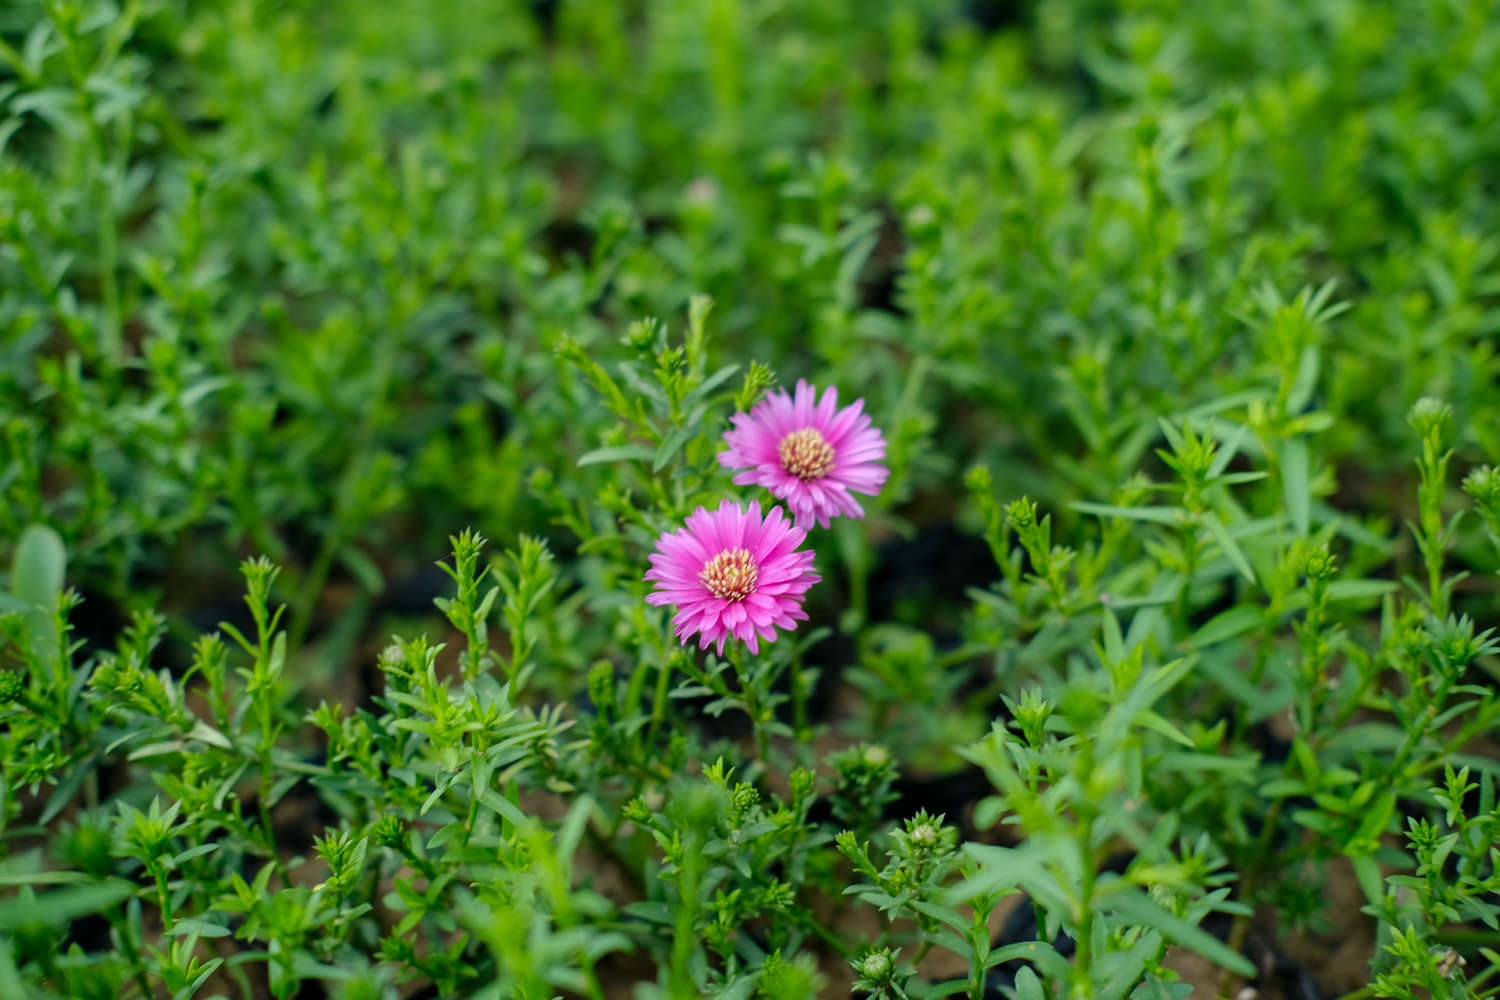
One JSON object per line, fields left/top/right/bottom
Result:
{"left": 1301, "top": 544, "right": 1337, "bottom": 583}
{"left": 909, "top": 822, "right": 938, "bottom": 848}
{"left": 857, "top": 948, "right": 897, "bottom": 983}
{"left": 1407, "top": 396, "right": 1453, "bottom": 444}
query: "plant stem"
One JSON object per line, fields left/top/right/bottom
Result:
{"left": 790, "top": 648, "right": 808, "bottom": 742}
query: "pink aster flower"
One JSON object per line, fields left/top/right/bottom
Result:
{"left": 718, "top": 380, "right": 889, "bottom": 530}
{"left": 644, "top": 499, "right": 820, "bottom": 655}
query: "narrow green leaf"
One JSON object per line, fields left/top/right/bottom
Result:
{"left": 1137, "top": 710, "right": 1195, "bottom": 748}
{"left": 1072, "top": 502, "right": 1182, "bottom": 526}
{"left": 1104, "top": 887, "right": 1254, "bottom": 976}
{"left": 1156, "top": 418, "right": 1187, "bottom": 454}
{"left": 1100, "top": 605, "right": 1125, "bottom": 664}
{"left": 12, "top": 523, "right": 65, "bottom": 610}
{"left": 1348, "top": 853, "right": 1384, "bottom": 910}
{"left": 1191, "top": 606, "right": 1263, "bottom": 648}
{"left": 1157, "top": 752, "right": 1257, "bottom": 777}
{"left": 1202, "top": 513, "right": 1255, "bottom": 583}
{"left": 1206, "top": 422, "right": 1248, "bottom": 478}
{"left": 188, "top": 720, "right": 233, "bottom": 750}
{"left": 1282, "top": 437, "right": 1310, "bottom": 537}
{"left": 168, "top": 917, "right": 232, "bottom": 938}
{"left": 1286, "top": 345, "right": 1320, "bottom": 415}
{"left": 479, "top": 788, "right": 531, "bottom": 829}
{"left": 39, "top": 760, "right": 93, "bottom": 825}
{"left": 0, "top": 881, "right": 133, "bottom": 931}
{"left": 1015, "top": 966, "right": 1045, "bottom": 1000}
{"left": 1326, "top": 580, "right": 1396, "bottom": 602}
{"left": 684, "top": 363, "right": 740, "bottom": 406}
{"left": 577, "top": 444, "right": 657, "bottom": 466}
{"left": 652, "top": 424, "right": 698, "bottom": 472}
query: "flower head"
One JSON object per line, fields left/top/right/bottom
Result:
{"left": 644, "top": 499, "right": 820, "bottom": 655}
{"left": 718, "top": 380, "right": 889, "bottom": 529}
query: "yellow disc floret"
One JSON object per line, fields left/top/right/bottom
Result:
{"left": 778, "top": 427, "right": 835, "bottom": 481}
{"left": 700, "top": 547, "right": 758, "bottom": 601}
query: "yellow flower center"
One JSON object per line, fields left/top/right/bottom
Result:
{"left": 700, "top": 547, "right": 758, "bottom": 602}
{"left": 778, "top": 427, "right": 835, "bottom": 481}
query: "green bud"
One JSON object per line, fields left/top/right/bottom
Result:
{"left": 964, "top": 463, "right": 992, "bottom": 496}
{"left": 587, "top": 661, "right": 616, "bottom": 715}
{"left": 1301, "top": 544, "right": 1338, "bottom": 582}
{"left": 552, "top": 333, "right": 588, "bottom": 365}
{"left": 735, "top": 361, "right": 777, "bottom": 412}
{"left": 834, "top": 830, "right": 859, "bottom": 857}
{"left": 1005, "top": 497, "right": 1037, "bottom": 529}
{"left": 858, "top": 949, "right": 894, "bottom": 982}
{"left": 908, "top": 822, "right": 938, "bottom": 848}
{"left": 656, "top": 346, "right": 686, "bottom": 376}
{"left": 371, "top": 815, "right": 406, "bottom": 851}
{"left": 528, "top": 466, "right": 555, "bottom": 493}
{"left": 1407, "top": 396, "right": 1453, "bottom": 443}
{"left": 789, "top": 767, "right": 816, "bottom": 803}
{"left": 622, "top": 797, "right": 653, "bottom": 826}
{"left": 906, "top": 202, "right": 937, "bottom": 234}
{"left": 0, "top": 671, "right": 23, "bottom": 703}
{"left": 1463, "top": 465, "right": 1500, "bottom": 523}
{"left": 1009, "top": 688, "right": 1053, "bottom": 747}
{"left": 622, "top": 317, "right": 662, "bottom": 353}
{"left": 731, "top": 782, "right": 760, "bottom": 818}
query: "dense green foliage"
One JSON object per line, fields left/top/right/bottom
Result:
{"left": 2, "top": 1, "right": 1499, "bottom": 998}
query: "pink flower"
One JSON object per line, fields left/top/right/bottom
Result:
{"left": 718, "top": 380, "right": 889, "bottom": 530}
{"left": 644, "top": 499, "right": 820, "bottom": 655}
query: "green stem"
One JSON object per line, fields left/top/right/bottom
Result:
{"left": 1074, "top": 826, "right": 1097, "bottom": 999}
{"left": 646, "top": 652, "right": 673, "bottom": 753}
{"left": 790, "top": 648, "right": 808, "bottom": 742}
{"left": 104, "top": 908, "right": 154, "bottom": 999}
{"left": 150, "top": 863, "right": 173, "bottom": 932}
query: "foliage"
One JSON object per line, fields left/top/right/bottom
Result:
{"left": 2, "top": 0, "right": 1500, "bottom": 998}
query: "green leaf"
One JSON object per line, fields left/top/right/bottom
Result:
{"left": 1215, "top": 470, "right": 1269, "bottom": 485}
{"left": 1325, "top": 580, "right": 1396, "bottom": 602}
{"left": 337, "top": 545, "right": 385, "bottom": 593}
{"left": 12, "top": 523, "right": 65, "bottom": 610}
{"left": 1206, "top": 422, "right": 1248, "bottom": 478}
{"left": 0, "top": 881, "right": 133, "bottom": 931}
{"left": 1072, "top": 502, "right": 1183, "bottom": 526}
{"left": 652, "top": 423, "right": 699, "bottom": 472}
{"left": 1348, "top": 852, "right": 1384, "bottom": 910}
{"left": 1190, "top": 605, "right": 1263, "bottom": 648}
{"left": 188, "top": 720, "right": 233, "bottom": 750}
{"left": 577, "top": 444, "right": 657, "bottom": 466}
{"left": 1137, "top": 710, "right": 1195, "bottom": 748}
{"left": 1103, "top": 886, "right": 1254, "bottom": 976}
{"left": 1014, "top": 965, "right": 1045, "bottom": 1000}
{"left": 1282, "top": 437, "right": 1310, "bottom": 537}
{"left": 478, "top": 788, "right": 531, "bottom": 829}
{"left": 1202, "top": 512, "right": 1256, "bottom": 583}
{"left": 1157, "top": 752, "right": 1257, "bottom": 778}
{"left": 1287, "top": 345, "right": 1321, "bottom": 415}
{"left": 40, "top": 760, "right": 94, "bottom": 825}
{"left": 684, "top": 363, "right": 741, "bottom": 406}
{"left": 171, "top": 960, "right": 225, "bottom": 1000}
{"left": 167, "top": 917, "right": 232, "bottom": 938}
{"left": 984, "top": 940, "right": 1070, "bottom": 978}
